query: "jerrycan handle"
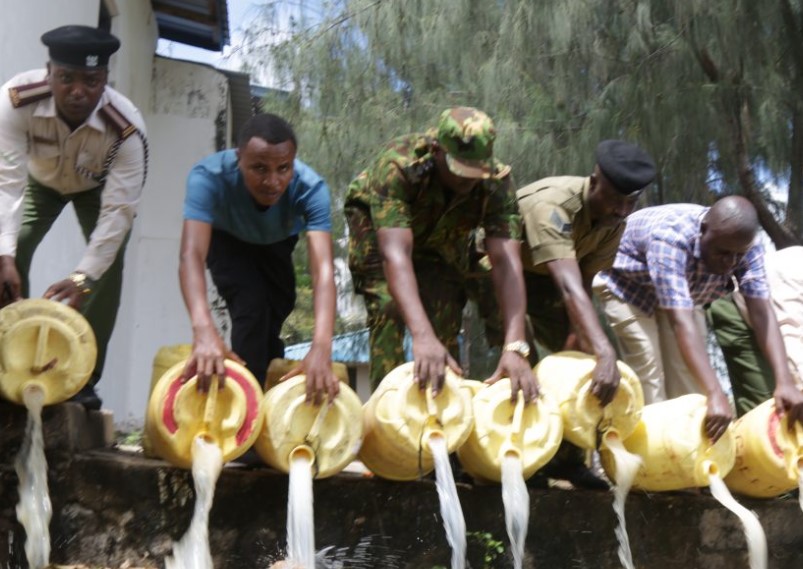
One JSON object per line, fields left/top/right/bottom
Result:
{"left": 200, "top": 374, "right": 220, "bottom": 441}
{"left": 500, "top": 391, "right": 526, "bottom": 459}
{"left": 307, "top": 399, "right": 331, "bottom": 442}
{"left": 30, "top": 322, "right": 69, "bottom": 374}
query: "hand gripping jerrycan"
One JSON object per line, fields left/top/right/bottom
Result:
{"left": 146, "top": 358, "right": 265, "bottom": 469}
{"left": 457, "top": 378, "right": 563, "bottom": 483}
{"left": 600, "top": 394, "right": 736, "bottom": 491}
{"left": 265, "top": 358, "right": 350, "bottom": 391}
{"left": 254, "top": 374, "right": 364, "bottom": 478}
{"left": 359, "top": 362, "right": 475, "bottom": 481}
{"left": 534, "top": 351, "right": 644, "bottom": 449}
{"left": 724, "top": 399, "right": 803, "bottom": 498}
{"left": 0, "top": 299, "right": 96, "bottom": 405}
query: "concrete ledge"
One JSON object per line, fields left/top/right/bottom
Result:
{"left": 1, "top": 449, "right": 802, "bottom": 568}
{"left": 2, "top": 400, "right": 802, "bottom": 568}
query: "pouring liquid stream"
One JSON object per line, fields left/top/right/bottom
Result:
{"left": 15, "top": 386, "right": 51, "bottom": 569}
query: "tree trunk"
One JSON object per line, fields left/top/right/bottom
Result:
{"left": 787, "top": 105, "right": 803, "bottom": 244}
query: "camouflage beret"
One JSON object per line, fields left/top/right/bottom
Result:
{"left": 437, "top": 106, "right": 496, "bottom": 179}
{"left": 41, "top": 25, "right": 120, "bottom": 69}
{"left": 595, "top": 140, "right": 656, "bottom": 195}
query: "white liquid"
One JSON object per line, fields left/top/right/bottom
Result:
{"left": 603, "top": 436, "right": 642, "bottom": 569}
{"left": 286, "top": 454, "right": 316, "bottom": 568}
{"left": 165, "top": 437, "right": 223, "bottom": 569}
{"left": 429, "top": 435, "right": 466, "bottom": 569}
{"left": 15, "top": 388, "right": 51, "bottom": 569}
{"left": 501, "top": 454, "right": 529, "bottom": 569}
{"left": 799, "top": 466, "right": 803, "bottom": 515}
{"left": 708, "top": 472, "right": 767, "bottom": 569}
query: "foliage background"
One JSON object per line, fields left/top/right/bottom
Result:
{"left": 230, "top": 0, "right": 803, "bottom": 369}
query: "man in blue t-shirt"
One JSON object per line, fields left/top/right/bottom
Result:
{"left": 179, "top": 113, "right": 339, "bottom": 403}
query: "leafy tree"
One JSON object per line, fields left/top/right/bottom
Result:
{"left": 236, "top": 0, "right": 803, "bottom": 348}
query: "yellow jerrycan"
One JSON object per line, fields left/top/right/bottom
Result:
{"left": 600, "top": 394, "right": 736, "bottom": 491}
{"left": 146, "top": 358, "right": 265, "bottom": 469}
{"left": 0, "top": 299, "right": 96, "bottom": 405}
{"left": 359, "top": 362, "right": 475, "bottom": 481}
{"left": 265, "top": 358, "right": 350, "bottom": 390}
{"left": 457, "top": 378, "right": 563, "bottom": 483}
{"left": 534, "top": 351, "right": 644, "bottom": 449}
{"left": 724, "top": 399, "right": 803, "bottom": 498}
{"left": 142, "top": 344, "right": 192, "bottom": 456}
{"left": 254, "top": 375, "right": 364, "bottom": 478}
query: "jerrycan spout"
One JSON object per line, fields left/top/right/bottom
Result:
{"left": 20, "top": 381, "right": 45, "bottom": 409}
{"left": 289, "top": 444, "right": 316, "bottom": 467}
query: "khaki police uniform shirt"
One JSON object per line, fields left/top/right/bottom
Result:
{"left": 0, "top": 69, "right": 146, "bottom": 279}
{"left": 517, "top": 176, "right": 623, "bottom": 282}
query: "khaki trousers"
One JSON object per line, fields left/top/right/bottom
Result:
{"left": 593, "top": 279, "right": 706, "bottom": 404}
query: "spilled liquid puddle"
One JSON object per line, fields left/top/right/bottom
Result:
{"left": 15, "top": 387, "right": 52, "bottom": 569}
{"left": 708, "top": 473, "right": 767, "bottom": 569}
{"left": 165, "top": 437, "right": 223, "bottom": 569}
{"left": 286, "top": 454, "right": 316, "bottom": 568}
{"left": 501, "top": 454, "right": 529, "bottom": 569}
{"left": 602, "top": 434, "right": 642, "bottom": 569}
{"left": 429, "top": 435, "right": 466, "bottom": 569}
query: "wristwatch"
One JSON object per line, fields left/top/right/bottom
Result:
{"left": 503, "top": 340, "right": 531, "bottom": 359}
{"left": 68, "top": 272, "right": 92, "bottom": 295}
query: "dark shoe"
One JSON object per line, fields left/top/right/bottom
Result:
{"left": 563, "top": 465, "right": 610, "bottom": 490}
{"left": 525, "top": 472, "right": 549, "bottom": 489}
{"left": 69, "top": 385, "right": 102, "bottom": 411}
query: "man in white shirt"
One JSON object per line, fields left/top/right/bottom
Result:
{"left": 709, "top": 246, "right": 803, "bottom": 415}
{"left": 0, "top": 25, "right": 147, "bottom": 409}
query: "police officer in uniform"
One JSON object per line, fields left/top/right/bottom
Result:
{"left": 345, "top": 106, "right": 538, "bottom": 402}
{"left": 518, "top": 140, "right": 655, "bottom": 488}
{"left": 0, "top": 25, "right": 148, "bottom": 409}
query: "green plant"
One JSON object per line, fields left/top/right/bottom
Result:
{"left": 468, "top": 530, "right": 506, "bottom": 568}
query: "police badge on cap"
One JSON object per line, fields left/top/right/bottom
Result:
{"left": 41, "top": 25, "right": 120, "bottom": 69}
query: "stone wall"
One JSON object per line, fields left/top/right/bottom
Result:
{"left": 1, "top": 401, "right": 802, "bottom": 568}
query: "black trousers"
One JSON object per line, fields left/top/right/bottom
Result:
{"left": 206, "top": 229, "right": 298, "bottom": 383}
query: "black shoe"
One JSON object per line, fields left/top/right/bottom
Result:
{"left": 563, "top": 465, "right": 610, "bottom": 490}
{"left": 69, "top": 385, "right": 102, "bottom": 411}
{"left": 544, "top": 464, "right": 610, "bottom": 490}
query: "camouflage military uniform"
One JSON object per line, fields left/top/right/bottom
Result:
{"left": 518, "top": 176, "right": 623, "bottom": 353}
{"left": 345, "top": 130, "right": 521, "bottom": 389}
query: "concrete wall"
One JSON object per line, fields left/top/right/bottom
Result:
{"left": 0, "top": 0, "right": 232, "bottom": 425}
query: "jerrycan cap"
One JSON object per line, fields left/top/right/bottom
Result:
{"left": 254, "top": 374, "right": 364, "bottom": 478}
{"left": 147, "top": 359, "right": 265, "bottom": 469}
{"left": 0, "top": 299, "right": 96, "bottom": 406}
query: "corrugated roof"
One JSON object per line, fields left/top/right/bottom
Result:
{"left": 152, "top": 0, "right": 230, "bottom": 51}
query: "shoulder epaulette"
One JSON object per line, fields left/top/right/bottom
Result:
{"left": 99, "top": 102, "right": 137, "bottom": 139}
{"left": 8, "top": 80, "right": 51, "bottom": 108}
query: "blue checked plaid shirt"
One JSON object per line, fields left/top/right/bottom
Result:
{"left": 597, "top": 204, "right": 768, "bottom": 316}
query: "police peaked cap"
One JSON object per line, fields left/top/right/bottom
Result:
{"left": 41, "top": 25, "right": 120, "bottom": 69}
{"left": 595, "top": 140, "right": 656, "bottom": 195}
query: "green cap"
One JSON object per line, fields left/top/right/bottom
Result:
{"left": 437, "top": 106, "right": 496, "bottom": 179}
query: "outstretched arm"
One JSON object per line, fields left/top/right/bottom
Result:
{"left": 547, "top": 258, "right": 620, "bottom": 405}
{"left": 744, "top": 295, "right": 803, "bottom": 429}
{"left": 178, "top": 220, "right": 243, "bottom": 391}
{"left": 377, "top": 226, "right": 461, "bottom": 395}
{"left": 665, "top": 307, "right": 732, "bottom": 442}
{"left": 283, "top": 230, "right": 340, "bottom": 404}
{"left": 484, "top": 236, "right": 539, "bottom": 402}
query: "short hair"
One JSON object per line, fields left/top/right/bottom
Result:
{"left": 237, "top": 113, "right": 297, "bottom": 149}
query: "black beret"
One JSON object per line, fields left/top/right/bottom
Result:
{"left": 41, "top": 25, "right": 120, "bottom": 69}
{"left": 595, "top": 140, "right": 656, "bottom": 195}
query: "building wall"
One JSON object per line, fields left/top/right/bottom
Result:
{"left": 0, "top": 0, "right": 231, "bottom": 425}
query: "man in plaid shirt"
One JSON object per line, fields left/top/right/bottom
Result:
{"left": 594, "top": 196, "right": 803, "bottom": 441}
